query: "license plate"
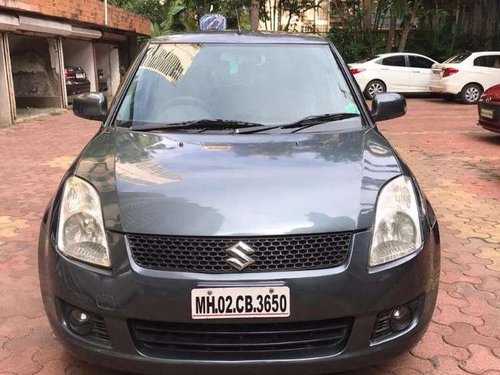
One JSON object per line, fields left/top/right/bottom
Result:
{"left": 480, "top": 108, "right": 494, "bottom": 119}
{"left": 191, "top": 286, "right": 290, "bottom": 319}
{"left": 76, "top": 72, "right": 85, "bottom": 79}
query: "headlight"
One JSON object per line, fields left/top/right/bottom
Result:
{"left": 57, "top": 176, "right": 110, "bottom": 268}
{"left": 369, "top": 175, "right": 422, "bottom": 266}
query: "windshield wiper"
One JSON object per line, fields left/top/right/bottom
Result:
{"left": 129, "top": 119, "right": 265, "bottom": 132}
{"left": 236, "top": 113, "right": 361, "bottom": 134}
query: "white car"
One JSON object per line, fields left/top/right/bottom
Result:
{"left": 429, "top": 51, "right": 500, "bottom": 104}
{"left": 349, "top": 53, "right": 438, "bottom": 99}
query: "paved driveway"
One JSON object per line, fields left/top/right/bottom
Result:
{"left": 0, "top": 99, "right": 498, "bottom": 375}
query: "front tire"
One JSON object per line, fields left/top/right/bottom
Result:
{"left": 364, "top": 80, "right": 386, "bottom": 99}
{"left": 460, "top": 83, "right": 482, "bottom": 104}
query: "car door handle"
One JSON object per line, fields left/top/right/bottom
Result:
{"left": 412, "top": 70, "right": 420, "bottom": 73}
{"left": 381, "top": 68, "right": 389, "bottom": 71}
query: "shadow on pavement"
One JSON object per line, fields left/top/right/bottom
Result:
{"left": 470, "top": 133, "right": 500, "bottom": 145}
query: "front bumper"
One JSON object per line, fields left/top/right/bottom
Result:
{"left": 478, "top": 102, "right": 500, "bottom": 133}
{"left": 38, "top": 225, "right": 440, "bottom": 374}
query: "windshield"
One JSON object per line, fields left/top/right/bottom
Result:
{"left": 115, "top": 43, "right": 361, "bottom": 130}
{"left": 357, "top": 55, "right": 380, "bottom": 63}
{"left": 444, "top": 52, "right": 471, "bottom": 64}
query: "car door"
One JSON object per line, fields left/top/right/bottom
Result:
{"left": 473, "top": 54, "right": 500, "bottom": 91}
{"left": 408, "top": 55, "right": 435, "bottom": 92}
{"left": 378, "top": 55, "right": 411, "bottom": 91}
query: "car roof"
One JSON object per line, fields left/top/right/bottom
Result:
{"left": 442, "top": 51, "right": 500, "bottom": 65}
{"left": 151, "top": 31, "right": 328, "bottom": 45}
{"left": 376, "top": 52, "right": 432, "bottom": 58}
{"left": 468, "top": 51, "right": 500, "bottom": 56}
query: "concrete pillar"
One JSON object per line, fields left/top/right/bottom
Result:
{"left": 110, "top": 47, "right": 120, "bottom": 96}
{"left": 57, "top": 37, "right": 68, "bottom": 108}
{"left": 0, "top": 33, "right": 14, "bottom": 126}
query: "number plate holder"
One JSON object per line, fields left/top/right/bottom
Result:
{"left": 480, "top": 108, "right": 494, "bottom": 119}
{"left": 191, "top": 286, "right": 290, "bottom": 320}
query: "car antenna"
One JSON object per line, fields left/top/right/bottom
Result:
{"left": 235, "top": 7, "right": 243, "bottom": 35}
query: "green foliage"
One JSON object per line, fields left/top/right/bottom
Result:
{"left": 108, "top": 0, "right": 171, "bottom": 25}
{"left": 329, "top": 27, "right": 385, "bottom": 63}
{"left": 328, "top": 9, "right": 385, "bottom": 63}
{"left": 328, "top": 0, "right": 488, "bottom": 63}
{"left": 405, "top": 8, "right": 452, "bottom": 61}
{"left": 123, "top": 0, "right": 250, "bottom": 36}
{"left": 405, "top": 7, "right": 483, "bottom": 62}
{"left": 258, "top": 0, "right": 324, "bottom": 32}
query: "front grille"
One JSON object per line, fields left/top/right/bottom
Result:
{"left": 130, "top": 318, "right": 352, "bottom": 359}
{"left": 127, "top": 232, "right": 352, "bottom": 273}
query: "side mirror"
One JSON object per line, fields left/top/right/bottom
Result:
{"left": 73, "top": 92, "right": 107, "bottom": 121}
{"left": 371, "top": 93, "right": 406, "bottom": 122}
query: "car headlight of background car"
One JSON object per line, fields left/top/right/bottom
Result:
{"left": 369, "top": 175, "right": 423, "bottom": 266}
{"left": 57, "top": 176, "right": 110, "bottom": 268}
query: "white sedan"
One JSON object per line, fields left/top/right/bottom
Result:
{"left": 429, "top": 51, "right": 500, "bottom": 104}
{"left": 349, "top": 53, "right": 438, "bottom": 99}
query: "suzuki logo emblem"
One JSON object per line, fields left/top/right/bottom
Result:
{"left": 225, "top": 241, "right": 255, "bottom": 271}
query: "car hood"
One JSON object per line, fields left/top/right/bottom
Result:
{"left": 75, "top": 128, "right": 402, "bottom": 236}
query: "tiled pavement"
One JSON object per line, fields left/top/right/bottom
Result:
{"left": 0, "top": 99, "right": 498, "bottom": 374}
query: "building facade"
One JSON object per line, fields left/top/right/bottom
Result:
{"left": 0, "top": 0, "right": 151, "bottom": 126}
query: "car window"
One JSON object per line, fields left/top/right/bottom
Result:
{"left": 381, "top": 55, "right": 406, "bottom": 67}
{"left": 409, "top": 56, "right": 434, "bottom": 69}
{"left": 474, "top": 55, "right": 500, "bottom": 68}
{"left": 115, "top": 43, "right": 362, "bottom": 129}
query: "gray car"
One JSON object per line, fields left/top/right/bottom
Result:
{"left": 39, "top": 32, "right": 440, "bottom": 374}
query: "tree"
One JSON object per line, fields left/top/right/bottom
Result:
{"left": 362, "top": 0, "right": 372, "bottom": 30}
{"left": 398, "top": 0, "right": 421, "bottom": 51}
{"left": 250, "top": 0, "right": 260, "bottom": 31}
{"left": 386, "top": 5, "right": 396, "bottom": 51}
{"left": 108, "top": 0, "right": 171, "bottom": 25}
{"left": 262, "top": 0, "right": 324, "bottom": 32}
{"left": 148, "top": 0, "right": 251, "bottom": 36}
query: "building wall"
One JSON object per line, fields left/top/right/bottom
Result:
{"left": 0, "top": 0, "right": 150, "bottom": 36}
{"left": 0, "top": 0, "right": 149, "bottom": 126}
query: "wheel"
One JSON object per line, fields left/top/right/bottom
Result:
{"left": 364, "top": 80, "right": 386, "bottom": 99}
{"left": 460, "top": 83, "right": 482, "bottom": 104}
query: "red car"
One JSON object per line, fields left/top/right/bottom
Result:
{"left": 478, "top": 84, "right": 500, "bottom": 133}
